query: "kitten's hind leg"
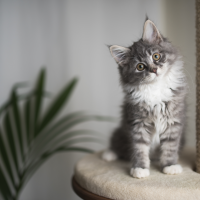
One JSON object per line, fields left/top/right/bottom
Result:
{"left": 101, "top": 150, "right": 117, "bottom": 162}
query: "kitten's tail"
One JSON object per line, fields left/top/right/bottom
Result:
{"left": 101, "top": 150, "right": 117, "bottom": 162}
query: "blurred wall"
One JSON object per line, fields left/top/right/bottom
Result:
{"left": 160, "top": 0, "right": 196, "bottom": 151}
{"left": 0, "top": 0, "right": 195, "bottom": 200}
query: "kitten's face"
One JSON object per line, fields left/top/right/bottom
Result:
{"left": 110, "top": 20, "right": 178, "bottom": 87}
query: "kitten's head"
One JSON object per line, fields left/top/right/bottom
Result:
{"left": 109, "top": 19, "right": 180, "bottom": 87}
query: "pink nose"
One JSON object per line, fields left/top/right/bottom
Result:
{"left": 151, "top": 68, "right": 157, "bottom": 74}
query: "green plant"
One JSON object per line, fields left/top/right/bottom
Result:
{"left": 0, "top": 69, "right": 114, "bottom": 200}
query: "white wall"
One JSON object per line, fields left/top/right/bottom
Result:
{"left": 0, "top": 1, "right": 195, "bottom": 200}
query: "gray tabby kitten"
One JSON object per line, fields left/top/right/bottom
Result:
{"left": 102, "top": 19, "right": 187, "bottom": 178}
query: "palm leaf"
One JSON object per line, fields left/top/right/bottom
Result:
{"left": 28, "top": 135, "right": 103, "bottom": 165}
{"left": 10, "top": 90, "right": 23, "bottom": 161}
{"left": 0, "top": 127, "right": 15, "bottom": 189}
{"left": 30, "top": 111, "right": 86, "bottom": 148}
{"left": 0, "top": 168, "right": 12, "bottom": 200}
{"left": 34, "top": 68, "right": 46, "bottom": 127}
{"left": 24, "top": 90, "right": 50, "bottom": 145}
{"left": 0, "top": 70, "right": 113, "bottom": 200}
{"left": 28, "top": 114, "right": 114, "bottom": 159}
{"left": 24, "top": 98, "right": 31, "bottom": 145}
{"left": 38, "top": 77, "right": 78, "bottom": 133}
{"left": 26, "top": 129, "right": 99, "bottom": 163}
{"left": 3, "top": 111, "right": 19, "bottom": 175}
{"left": 41, "top": 115, "right": 114, "bottom": 142}
{"left": 47, "top": 137, "right": 103, "bottom": 153}
{"left": 19, "top": 146, "right": 93, "bottom": 197}
{"left": 0, "top": 82, "right": 28, "bottom": 116}
{"left": 40, "top": 114, "right": 115, "bottom": 144}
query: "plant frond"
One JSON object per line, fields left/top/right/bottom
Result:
{"left": 45, "top": 137, "right": 103, "bottom": 155}
{"left": 3, "top": 110, "right": 19, "bottom": 175}
{"left": 24, "top": 98, "right": 31, "bottom": 146}
{"left": 17, "top": 146, "right": 93, "bottom": 200}
{"left": 36, "top": 114, "right": 115, "bottom": 146}
{"left": 0, "top": 127, "right": 15, "bottom": 189}
{"left": 0, "top": 82, "right": 28, "bottom": 116}
{"left": 38, "top": 77, "right": 78, "bottom": 133}
{"left": 34, "top": 68, "right": 46, "bottom": 128}
{"left": 0, "top": 166, "right": 13, "bottom": 200}
{"left": 0, "top": 70, "right": 113, "bottom": 200}
{"left": 28, "top": 135, "right": 103, "bottom": 166}
{"left": 26, "top": 115, "right": 113, "bottom": 162}
{"left": 32, "top": 111, "right": 86, "bottom": 146}
{"left": 10, "top": 89, "right": 23, "bottom": 161}
{"left": 26, "top": 129, "right": 100, "bottom": 164}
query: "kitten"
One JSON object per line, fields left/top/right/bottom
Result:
{"left": 102, "top": 19, "right": 187, "bottom": 179}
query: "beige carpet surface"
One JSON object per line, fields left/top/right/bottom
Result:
{"left": 74, "top": 149, "right": 200, "bottom": 200}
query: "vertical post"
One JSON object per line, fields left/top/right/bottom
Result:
{"left": 196, "top": 0, "right": 200, "bottom": 173}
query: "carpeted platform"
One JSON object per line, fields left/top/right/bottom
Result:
{"left": 74, "top": 149, "right": 200, "bottom": 200}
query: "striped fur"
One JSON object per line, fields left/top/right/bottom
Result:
{"left": 103, "top": 19, "right": 187, "bottom": 178}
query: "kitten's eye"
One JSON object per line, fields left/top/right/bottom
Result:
{"left": 152, "top": 53, "right": 161, "bottom": 61}
{"left": 136, "top": 63, "right": 145, "bottom": 71}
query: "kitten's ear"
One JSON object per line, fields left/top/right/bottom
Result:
{"left": 109, "top": 45, "right": 130, "bottom": 66}
{"left": 142, "top": 20, "right": 162, "bottom": 44}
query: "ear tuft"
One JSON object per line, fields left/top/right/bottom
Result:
{"left": 142, "top": 20, "right": 162, "bottom": 44}
{"left": 109, "top": 45, "right": 130, "bottom": 66}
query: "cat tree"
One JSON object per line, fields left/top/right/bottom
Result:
{"left": 72, "top": 1, "right": 200, "bottom": 199}
{"left": 196, "top": 0, "right": 200, "bottom": 174}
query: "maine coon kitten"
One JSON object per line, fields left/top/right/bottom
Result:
{"left": 102, "top": 19, "right": 187, "bottom": 179}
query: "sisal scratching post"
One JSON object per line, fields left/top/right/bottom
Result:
{"left": 196, "top": 0, "right": 200, "bottom": 173}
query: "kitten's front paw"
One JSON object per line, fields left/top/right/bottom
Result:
{"left": 130, "top": 168, "right": 150, "bottom": 179}
{"left": 163, "top": 164, "right": 182, "bottom": 175}
{"left": 102, "top": 150, "right": 117, "bottom": 161}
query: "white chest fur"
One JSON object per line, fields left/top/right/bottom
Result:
{"left": 131, "top": 78, "right": 176, "bottom": 151}
{"left": 132, "top": 80, "right": 173, "bottom": 109}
